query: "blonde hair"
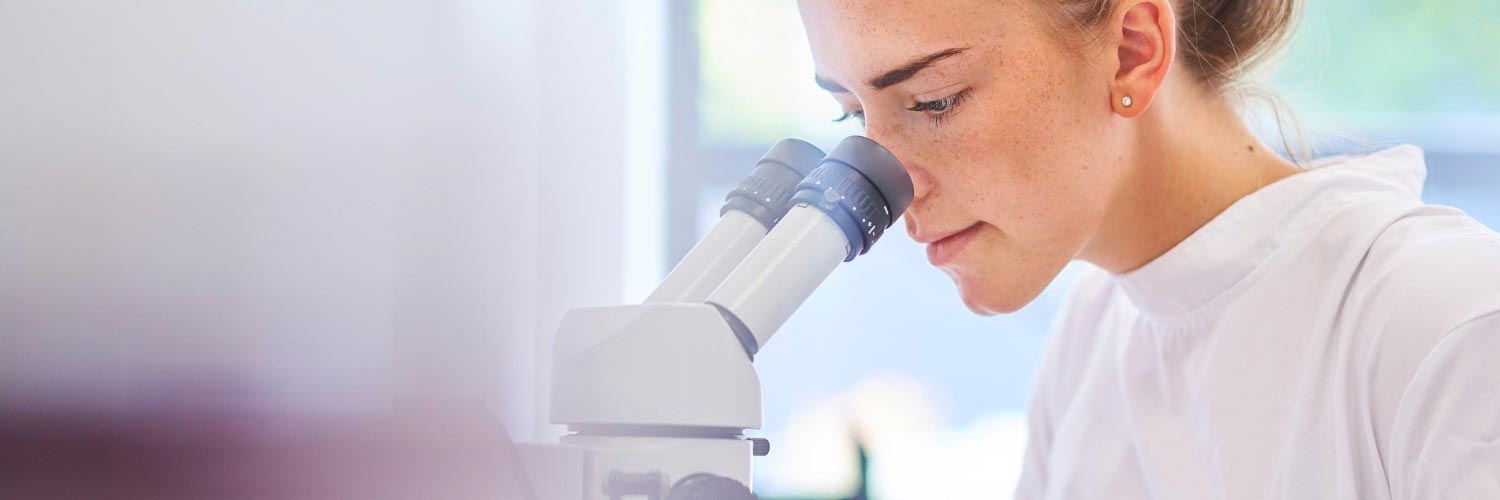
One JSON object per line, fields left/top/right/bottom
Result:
{"left": 1054, "top": 0, "right": 1301, "bottom": 88}
{"left": 1050, "top": 0, "right": 1311, "bottom": 161}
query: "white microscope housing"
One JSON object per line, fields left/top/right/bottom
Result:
{"left": 522, "top": 136, "right": 914, "bottom": 500}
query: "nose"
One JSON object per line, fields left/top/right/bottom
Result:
{"left": 864, "top": 126, "right": 935, "bottom": 204}
{"left": 864, "top": 127, "right": 935, "bottom": 240}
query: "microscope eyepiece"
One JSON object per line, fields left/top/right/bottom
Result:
{"left": 790, "top": 136, "right": 915, "bottom": 261}
{"left": 720, "top": 138, "right": 826, "bottom": 229}
{"left": 823, "top": 135, "right": 915, "bottom": 219}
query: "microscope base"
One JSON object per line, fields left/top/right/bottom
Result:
{"left": 518, "top": 434, "right": 755, "bottom": 499}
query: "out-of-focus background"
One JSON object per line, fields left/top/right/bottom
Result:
{"left": 0, "top": 0, "right": 1494, "bottom": 498}
{"left": 690, "top": 1, "right": 1499, "bottom": 498}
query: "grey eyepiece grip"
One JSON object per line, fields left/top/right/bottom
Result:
{"left": 789, "top": 136, "right": 914, "bottom": 261}
{"left": 721, "top": 138, "right": 827, "bottom": 229}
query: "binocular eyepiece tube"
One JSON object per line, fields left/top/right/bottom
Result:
{"left": 645, "top": 139, "right": 827, "bottom": 304}
{"left": 706, "top": 136, "right": 914, "bottom": 354}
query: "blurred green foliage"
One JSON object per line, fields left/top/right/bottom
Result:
{"left": 1275, "top": 0, "right": 1500, "bottom": 114}
{"left": 696, "top": 0, "right": 1500, "bottom": 145}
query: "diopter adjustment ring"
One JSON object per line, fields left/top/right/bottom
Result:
{"left": 721, "top": 138, "right": 826, "bottom": 230}
{"left": 790, "top": 162, "right": 892, "bottom": 262}
{"left": 721, "top": 172, "right": 796, "bottom": 228}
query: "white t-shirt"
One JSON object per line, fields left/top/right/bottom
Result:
{"left": 1015, "top": 145, "right": 1500, "bottom": 500}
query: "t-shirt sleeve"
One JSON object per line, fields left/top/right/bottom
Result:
{"left": 1387, "top": 310, "right": 1500, "bottom": 499}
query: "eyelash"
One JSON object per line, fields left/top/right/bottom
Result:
{"left": 831, "top": 89, "right": 971, "bottom": 127}
{"left": 833, "top": 110, "right": 864, "bottom": 125}
{"left": 909, "top": 89, "right": 969, "bottom": 125}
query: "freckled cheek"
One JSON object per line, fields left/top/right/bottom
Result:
{"left": 937, "top": 144, "right": 1093, "bottom": 242}
{"left": 898, "top": 124, "right": 1044, "bottom": 225}
{"left": 898, "top": 81, "right": 1086, "bottom": 224}
{"left": 945, "top": 121, "right": 1047, "bottom": 201}
{"left": 965, "top": 69, "right": 1100, "bottom": 215}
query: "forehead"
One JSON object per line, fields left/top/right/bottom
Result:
{"left": 798, "top": 0, "right": 1012, "bottom": 85}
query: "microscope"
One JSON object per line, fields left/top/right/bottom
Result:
{"left": 517, "top": 136, "right": 914, "bottom": 500}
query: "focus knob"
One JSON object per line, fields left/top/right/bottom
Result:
{"left": 664, "top": 473, "right": 756, "bottom": 500}
{"left": 750, "top": 437, "right": 770, "bottom": 457}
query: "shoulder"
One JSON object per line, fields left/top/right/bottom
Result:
{"left": 1333, "top": 200, "right": 1500, "bottom": 477}
{"left": 1346, "top": 204, "right": 1500, "bottom": 334}
{"left": 1335, "top": 200, "right": 1500, "bottom": 383}
{"left": 1296, "top": 145, "right": 1500, "bottom": 334}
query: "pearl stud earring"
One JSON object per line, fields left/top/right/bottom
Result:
{"left": 1121, "top": 95, "right": 1133, "bottom": 108}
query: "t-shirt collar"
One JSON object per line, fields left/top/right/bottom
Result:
{"left": 1110, "top": 145, "right": 1427, "bottom": 318}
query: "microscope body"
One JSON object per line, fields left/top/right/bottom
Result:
{"left": 520, "top": 303, "right": 763, "bottom": 499}
{"left": 517, "top": 137, "right": 913, "bottom": 500}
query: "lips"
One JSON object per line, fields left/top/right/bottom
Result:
{"left": 912, "top": 223, "right": 973, "bottom": 244}
{"left": 922, "top": 222, "right": 983, "bottom": 266}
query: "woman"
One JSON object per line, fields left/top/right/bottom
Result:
{"left": 798, "top": 0, "right": 1500, "bottom": 498}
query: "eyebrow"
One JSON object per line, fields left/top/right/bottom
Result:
{"left": 813, "top": 47, "right": 970, "bottom": 94}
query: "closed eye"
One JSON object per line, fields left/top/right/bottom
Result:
{"left": 909, "top": 89, "right": 969, "bottom": 125}
{"left": 833, "top": 110, "right": 865, "bottom": 125}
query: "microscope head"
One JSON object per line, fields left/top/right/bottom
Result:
{"left": 551, "top": 136, "right": 913, "bottom": 430}
{"left": 536, "top": 136, "right": 912, "bottom": 500}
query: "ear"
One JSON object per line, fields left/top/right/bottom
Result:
{"left": 1110, "top": 0, "right": 1175, "bottom": 117}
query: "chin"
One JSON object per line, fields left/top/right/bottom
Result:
{"left": 951, "top": 276, "right": 1037, "bottom": 316}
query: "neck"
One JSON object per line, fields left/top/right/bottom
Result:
{"left": 1081, "top": 77, "right": 1301, "bottom": 273}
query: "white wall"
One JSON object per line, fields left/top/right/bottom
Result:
{"left": 0, "top": 0, "right": 658, "bottom": 441}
